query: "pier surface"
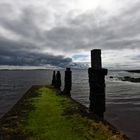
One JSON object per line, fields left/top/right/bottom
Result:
{"left": 0, "top": 86, "right": 129, "bottom": 140}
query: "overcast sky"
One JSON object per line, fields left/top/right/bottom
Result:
{"left": 0, "top": 0, "right": 140, "bottom": 69}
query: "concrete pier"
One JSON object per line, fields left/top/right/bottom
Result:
{"left": 0, "top": 86, "right": 129, "bottom": 140}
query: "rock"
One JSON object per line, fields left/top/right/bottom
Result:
{"left": 110, "top": 76, "right": 113, "bottom": 79}
{"left": 122, "top": 76, "right": 140, "bottom": 83}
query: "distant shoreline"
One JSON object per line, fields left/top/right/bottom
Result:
{"left": 0, "top": 69, "right": 140, "bottom": 73}
{"left": 127, "top": 70, "right": 140, "bottom": 73}
{"left": 0, "top": 69, "right": 53, "bottom": 71}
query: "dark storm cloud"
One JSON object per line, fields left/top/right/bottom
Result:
{"left": 0, "top": 38, "right": 72, "bottom": 67}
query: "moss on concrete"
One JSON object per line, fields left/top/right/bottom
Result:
{"left": 0, "top": 86, "right": 130, "bottom": 140}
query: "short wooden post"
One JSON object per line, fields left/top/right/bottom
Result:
{"left": 63, "top": 68, "right": 72, "bottom": 96}
{"left": 55, "top": 71, "right": 61, "bottom": 90}
{"left": 88, "top": 49, "right": 108, "bottom": 119}
{"left": 51, "top": 71, "right": 56, "bottom": 86}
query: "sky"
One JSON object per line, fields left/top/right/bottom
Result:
{"left": 0, "top": 0, "right": 140, "bottom": 69}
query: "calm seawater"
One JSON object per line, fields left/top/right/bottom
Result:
{"left": 0, "top": 69, "right": 140, "bottom": 140}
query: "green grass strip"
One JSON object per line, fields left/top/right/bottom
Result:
{"left": 24, "top": 87, "right": 114, "bottom": 140}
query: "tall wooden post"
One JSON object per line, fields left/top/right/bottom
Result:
{"left": 88, "top": 49, "right": 108, "bottom": 119}
{"left": 51, "top": 71, "right": 56, "bottom": 86}
{"left": 63, "top": 68, "right": 72, "bottom": 96}
{"left": 56, "top": 71, "right": 61, "bottom": 90}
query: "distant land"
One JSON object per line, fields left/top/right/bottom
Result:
{"left": 127, "top": 70, "right": 140, "bottom": 73}
{"left": 0, "top": 63, "right": 89, "bottom": 70}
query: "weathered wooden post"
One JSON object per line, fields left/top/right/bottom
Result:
{"left": 88, "top": 49, "right": 108, "bottom": 119}
{"left": 56, "top": 71, "right": 61, "bottom": 90}
{"left": 63, "top": 68, "right": 72, "bottom": 96}
{"left": 51, "top": 71, "right": 56, "bottom": 86}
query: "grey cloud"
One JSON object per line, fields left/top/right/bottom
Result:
{"left": 42, "top": 1, "right": 140, "bottom": 53}
{"left": 0, "top": 7, "right": 43, "bottom": 41}
{"left": 1, "top": 1, "right": 140, "bottom": 52}
{"left": 0, "top": 0, "right": 140, "bottom": 68}
{"left": 44, "top": 8, "right": 140, "bottom": 52}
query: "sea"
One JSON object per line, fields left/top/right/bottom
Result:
{"left": 0, "top": 69, "right": 140, "bottom": 140}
